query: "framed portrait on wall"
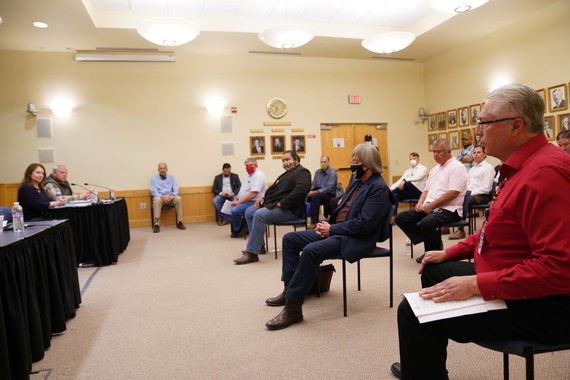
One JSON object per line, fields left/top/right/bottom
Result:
{"left": 427, "top": 133, "right": 437, "bottom": 151}
{"left": 437, "top": 132, "right": 448, "bottom": 142}
{"left": 460, "top": 128, "right": 473, "bottom": 141}
{"left": 458, "top": 107, "right": 469, "bottom": 127}
{"left": 437, "top": 112, "right": 446, "bottom": 130}
{"left": 270, "top": 135, "right": 285, "bottom": 154}
{"left": 447, "top": 109, "right": 457, "bottom": 128}
{"left": 544, "top": 116, "right": 555, "bottom": 140}
{"left": 428, "top": 114, "right": 436, "bottom": 131}
{"left": 473, "top": 128, "right": 481, "bottom": 145}
{"left": 469, "top": 104, "right": 481, "bottom": 125}
{"left": 449, "top": 131, "right": 460, "bottom": 149}
{"left": 548, "top": 84, "right": 568, "bottom": 112}
{"left": 250, "top": 136, "right": 266, "bottom": 155}
{"left": 558, "top": 113, "right": 570, "bottom": 134}
{"left": 291, "top": 135, "right": 306, "bottom": 153}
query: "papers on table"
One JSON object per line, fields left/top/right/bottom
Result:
{"left": 220, "top": 200, "right": 233, "bottom": 215}
{"left": 403, "top": 292, "right": 507, "bottom": 323}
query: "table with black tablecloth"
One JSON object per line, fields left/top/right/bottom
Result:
{"left": 43, "top": 198, "right": 130, "bottom": 266}
{"left": 0, "top": 220, "right": 81, "bottom": 380}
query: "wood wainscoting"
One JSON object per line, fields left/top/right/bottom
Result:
{"left": 0, "top": 183, "right": 217, "bottom": 228}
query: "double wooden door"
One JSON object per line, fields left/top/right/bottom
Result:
{"left": 320, "top": 123, "right": 389, "bottom": 191}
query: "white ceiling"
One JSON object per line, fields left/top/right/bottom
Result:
{"left": 0, "top": 0, "right": 563, "bottom": 61}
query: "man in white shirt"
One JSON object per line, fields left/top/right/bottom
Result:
{"left": 224, "top": 158, "right": 267, "bottom": 237}
{"left": 391, "top": 152, "right": 428, "bottom": 216}
{"left": 395, "top": 139, "right": 467, "bottom": 263}
{"left": 449, "top": 145, "right": 495, "bottom": 240}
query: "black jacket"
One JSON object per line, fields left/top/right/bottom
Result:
{"left": 212, "top": 173, "right": 241, "bottom": 195}
{"left": 264, "top": 165, "right": 311, "bottom": 217}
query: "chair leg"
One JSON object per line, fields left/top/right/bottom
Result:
{"left": 342, "top": 259, "right": 347, "bottom": 317}
{"left": 503, "top": 352, "right": 509, "bottom": 380}
{"left": 357, "top": 260, "right": 361, "bottom": 291}
{"left": 273, "top": 225, "right": 278, "bottom": 260}
{"left": 524, "top": 347, "right": 535, "bottom": 380}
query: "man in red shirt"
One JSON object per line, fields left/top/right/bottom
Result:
{"left": 390, "top": 83, "right": 570, "bottom": 379}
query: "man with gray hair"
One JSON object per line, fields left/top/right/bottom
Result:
{"left": 43, "top": 164, "right": 89, "bottom": 201}
{"left": 395, "top": 139, "right": 468, "bottom": 263}
{"left": 390, "top": 83, "right": 570, "bottom": 379}
{"left": 264, "top": 143, "right": 393, "bottom": 330}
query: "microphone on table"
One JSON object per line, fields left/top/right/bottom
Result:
{"left": 84, "top": 183, "right": 116, "bottom": 200}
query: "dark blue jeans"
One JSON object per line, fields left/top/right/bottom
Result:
{"left": 281, "top": 229, "right": 342, "bottom": 303}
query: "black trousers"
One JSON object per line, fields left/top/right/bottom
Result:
{"left": 392, "top": 182, "right": 422, "bottom": 215}
{"left": 395, "top": 208, "right": 460, "bottom": 252}
{"left": 308, "top": 193, "right": 334, "bottom": 223}
{"left": 397, "top": 262, "right": 570, "bottom": 379}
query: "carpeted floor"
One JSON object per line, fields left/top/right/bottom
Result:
{"left": 31, "top": 219, "right": 570, "bottom": 379}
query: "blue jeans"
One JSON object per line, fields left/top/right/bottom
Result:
{"left": 0, "top": 206, "right": 12, "bottom": 223}
{"left": 244, "top": 206, "right": 298, "bottom": 254}
{"left": 226, "top": 201, "right": 254, "bottom": 232}
{"left": 212, "top": 195, "right": 236, "bottom": 222}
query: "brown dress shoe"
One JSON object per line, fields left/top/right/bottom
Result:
{"left": 266, "top": 301, "right": 303, "bottom": 330}
{"left": 177, "top": 222, "right": 186, "bottom": 230}
{"left": 233, "top": 252, "right": 259, "bottom": 265}
{"left": 266, "top": 284, "right": 288, "bottom": 306}
{"left": 440, "top": 227, "right": 450, "bottom": 235}
{"left": 241, "top": 245, "right": 266, "bottom": 255}
{"left": 448, "top": 229, "right": 466, "bottom": 240}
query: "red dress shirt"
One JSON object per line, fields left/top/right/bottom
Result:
{"left": 446, "top": 134, "right": 570, "bottom": 300}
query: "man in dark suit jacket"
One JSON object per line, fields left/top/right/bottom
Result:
{"left": 212, "top": 163, "right": 241, "bottom": 225}
{"left": 264, "top": 143, "right": 393, "bottom": 330}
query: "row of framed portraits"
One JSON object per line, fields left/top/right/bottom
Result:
{"left": 250, "top": 135, "right": 306, "bottom": 156}
{"left": 427, "top": 83, "right": 570, "bottom": 147}
{"left": 428, "top": 128, "right": 477, "bottom": 151}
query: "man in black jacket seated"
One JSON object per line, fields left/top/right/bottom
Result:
{"left": 234, "top": 150, "right": 311, "bottom": 265}
{"left": 265, "top": 143, "right": 393, "bottom": 329}
{"left": 212, "top": 163, "right": 241, "bottom": 226}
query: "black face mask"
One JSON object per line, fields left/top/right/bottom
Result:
{"left": 350, "top": 164, "right": 367, "bottom": 179}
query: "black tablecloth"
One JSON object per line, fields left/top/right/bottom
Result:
{"left": 0, "top": 220, "right": 81, "bottom": 380}
{"left": 43, "top": 198, "right": 130, "bottom": 266}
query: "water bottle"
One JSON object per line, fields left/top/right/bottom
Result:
{"left": 90, "top": 188, "right": 99, "bottom": 203}
{"left": 12, "top": 202, "right": 25, "bottom": 232}
{"left": 109, "top": 186, "right": 116, "bottom": 200}
{"left": 405, "top": 237, "right": 412, "bottom": 256}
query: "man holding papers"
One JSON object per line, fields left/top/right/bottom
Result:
{"left": 391, "top": 84, "right": 570, "bottom": 379}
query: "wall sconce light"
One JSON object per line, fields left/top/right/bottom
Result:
{"left": 205, "top": 96, "right": 226, "bottom": 116}
{"left": 51, "top": 99, "right": 73, "bottom": 117}
{"left": 419, "top": 107, "right": 428, "bottom": 123}
{"left": 27, "top": 102, "right": 38, "bottom": 116}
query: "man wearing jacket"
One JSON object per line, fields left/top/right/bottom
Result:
{"left": 233, "top": 150, "right": 311, "bottom": 265}
{"left": 264, "top": 143, "right": 393, "bottom": 329}
{"left": 212, "top": 163, "right": 241, "bottom": 226}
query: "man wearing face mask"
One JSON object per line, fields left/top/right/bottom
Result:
{"left": 390, "top": 152, "right": 428, "bottom": 217}
{"left": 225, "top": 158, "right": 267, "bottom": 238}
{"left": 234, "top": 150, "right": 311, "bottom": 265}
{"left": 264, "top": 143, "right": 393, "bottom": 330}
{"left": 307, "top": 155, "right": 338, "bottom": 229}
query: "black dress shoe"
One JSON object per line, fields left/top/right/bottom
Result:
{"left": 233, "top": 252, "right": 259, "bottom": 265}
{"left": 415, "top": 254, "right": 425, "bottom": 263}
{"left": 266, "top": 301, "right": 303, "bottom": 330}
{"left": 153, "top": 225, "right": 160, "bottom": 233}
{"left": 176, "top": 222, "right": 186, "bottom": 230}
{"left": 390, "top": 362, "right": 401, "bottom": 379}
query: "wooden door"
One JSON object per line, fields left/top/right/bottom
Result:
{"left": 320, "top": 123, "right": 389, "bottom": 190}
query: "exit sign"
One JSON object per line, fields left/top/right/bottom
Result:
{"left": 348, "top": 95, "right": 361, "bottom": 104}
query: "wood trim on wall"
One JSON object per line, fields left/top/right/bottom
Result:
{"left": 0, "top": 184, "right": 217, "bottom": 228}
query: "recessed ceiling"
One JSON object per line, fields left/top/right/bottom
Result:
{"left": 0, "top": 0, "right": 562, "bottom": 61}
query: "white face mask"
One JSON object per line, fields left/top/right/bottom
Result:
{"left": 410, "top": 159, "right": 417, "bottom": 167}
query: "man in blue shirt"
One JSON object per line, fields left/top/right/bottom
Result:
{"left": 150, "top": 162, "right": 185, "bottom": 233}
{"left": 307, "top": 155, "right": 337, "bottom": 229}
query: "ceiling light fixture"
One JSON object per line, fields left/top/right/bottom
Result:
{"left": 33, "top": 21, "right": 48, "bottom": 28}
{"left": 136, "top": 17, "right": 200, "bottom": 47}
{"left": 427, "top": 0, "right": 490, "bottom": 13}
{"left": 258, "top": 24, "right": 315, "bottom": 49}
{"left": 361, "top": 31, "right": 416, "bottom": 54}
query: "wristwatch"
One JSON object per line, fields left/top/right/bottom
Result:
{"left": 266, "top": 98, "right": 287, "bottom": 119}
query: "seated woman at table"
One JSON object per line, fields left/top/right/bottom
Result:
{"left": 17, "top": 163, "right": 67, "bottom": 221}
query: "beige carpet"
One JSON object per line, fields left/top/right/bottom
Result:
{"left": 31, "top": 219, "right": 570, "bottom": 379}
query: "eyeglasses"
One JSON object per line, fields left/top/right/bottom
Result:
{"left": 476, "top": 117, "right": 518, "bottom": 130}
